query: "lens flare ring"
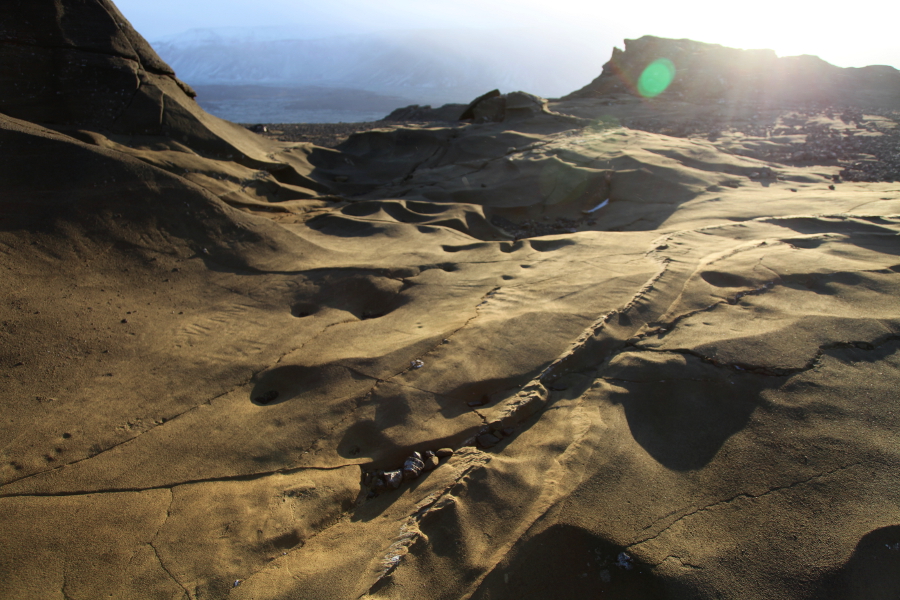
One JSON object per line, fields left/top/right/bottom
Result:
{"left": 638, "top": 58, "right": 676, "bottom": 98}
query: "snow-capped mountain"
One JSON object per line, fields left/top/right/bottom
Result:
{"left": 152, "top": 27, "right": 612, "bottom": 103}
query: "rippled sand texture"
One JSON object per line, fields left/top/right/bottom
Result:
{"left": 2, "top": 3, "right": 900, "bottom": 599}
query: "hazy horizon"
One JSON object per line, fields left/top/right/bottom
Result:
{"left": 116, "top": 0, "right": 900, "bottom": 71}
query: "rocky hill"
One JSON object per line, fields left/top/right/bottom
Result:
{"left": 565, "top": 35, "right": 900, "bottom": 108}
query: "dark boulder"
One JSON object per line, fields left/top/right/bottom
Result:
{"left": 460, "top": 90, "right": 557, "bottom": 123}
{"left": 381, "top": 103, "right": 468, "bottom": 122}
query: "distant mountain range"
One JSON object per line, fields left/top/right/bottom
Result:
{"left": 151, "top": 26, "right": 613, "bottom": 118}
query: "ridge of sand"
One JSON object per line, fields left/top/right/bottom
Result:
{"left": 1, "top": 4, "right": 899, "bottom": 599}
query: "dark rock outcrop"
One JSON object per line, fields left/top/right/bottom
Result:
{"left": 564, "top": 35, "right": 900, "bottom": 108}
{"left": 460, "top": 90, "right": 558, "bottom": 123}
{"left": 459, "top": 89, "right": 503, "bottom": 121}
{"left": 0, "top": 0, "right": 274, "bottom": 160}
{"left": 381, "top": 103, "right": 468, "bottom": 122}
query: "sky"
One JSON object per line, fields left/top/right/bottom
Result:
{"left": 114, "top": 0, "right": 900, "bottom": 70}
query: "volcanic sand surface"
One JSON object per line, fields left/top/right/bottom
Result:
{"left": 2, "top": 25, "right": 900, "bottom": 600}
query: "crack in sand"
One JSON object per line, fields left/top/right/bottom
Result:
{"left": 61, "top": 568, "right": 75, "bottom": 600}
{"left": 633, "top": 346, "right": 821, "bottom": 376}
{"left": 362, "top": 459, "right": 488, "bottom": 597}
{"left": 639, "top": 280, "right": 778, "bottom": 341}
{"left": 142, "top": 491, "right": 189, "bottom": 596}
{"left": 145, "top": 489, "right": 194, "bottom": 598}
{"left": 846, "top": 198, "right": 900, "bottom": 212}
{"left": 380, "top": 285, "right": 502, "bottom": 385}
{"left": 0, "top": 464, "right": 359, "bottom": 499}
{"left": 147, "top": 489, "right": 193, "bottom": 600}
{"left": 271, "top": 318, "right": 361, "bottom": 367}
{"left": 655, "top": 555, "right": 704, "bottom": 570}
{"left": 0, "top": 385, "right": 238, "bottom": 490}
{"left": 0, "top": 354, "right": 290, "bottom": 490}
{"left": 287, "top": 388, "right": 377, "bottom": 465}
{"left": 628, "top": 461, "right": 867, "bottom": 549}
{"left": 150, "top": 539, "right": 192, "bottom": 600}
{"left": 386, "top": 380, "right": 468, "bottom": 408}
{"left": 398, "top": 137, "right": 454, "bottom": 185}
{"left": 538, "top": 257, "right": 671, "bottom": 385}
{"left": 630, "top": 331, "right": 900, "bottom": 377}
{"left": 602, "top": 375, "right": 720, "bottom": 384}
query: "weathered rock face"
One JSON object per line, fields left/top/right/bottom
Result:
{"left": 459, "top": 89, "right": 557, "bottom": 123}
{"left": 0, "top": 0, "right": 276, "bottom": 159}
{"left": 0, "top": 0, "right": 184, "bottom": 125}
{"left": 564, "top": 35, "right": 900, "bottom": 107}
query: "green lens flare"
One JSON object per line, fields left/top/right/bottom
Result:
{"left": 637, "top": 58, "right": 676, "bottom": 98}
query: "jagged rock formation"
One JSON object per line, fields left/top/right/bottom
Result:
{"left": 565, "top": 35, "right": 900, "bottom": 107}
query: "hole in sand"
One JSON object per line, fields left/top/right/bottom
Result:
{"left": 699, "top": 271, "right": 754, "bottom": 288}
{"left": 529, "top": 238, "right": 576, "bottom": 252}
{"left": 441, "top": 243, "right": 485, "bottom": 253}
{"left": 341, "top": 202, "right": 381, "bottom": 217}
{"left": 291, "top": 303, "right": 318, "bottom": 318}
{"left": 267, "top": 530, "right": 303, "bottom": 551}
{"left": 405, "top": 200, "right": 451, "bottom": 215}
{"left": 361, "top": 310, "right": 388, "bottom": 320}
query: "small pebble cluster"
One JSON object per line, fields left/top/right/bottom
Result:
{"left": 363, "top": 448, "right": 454, "bottom": 495}
{"left": 629, "top": 106, "right": 900, "bottom": 183}
{"left": 490, "top": 214, "right": 594, "bottom": 240}
{"left": 476, "top": 426, "right": 515, "bottom": 449}
{"left": 242, "top": 121, "right": 389, "bottom": 148}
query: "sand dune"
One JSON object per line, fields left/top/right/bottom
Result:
{"left": 1, "top": 1, "right": 899, "bottom": 599}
